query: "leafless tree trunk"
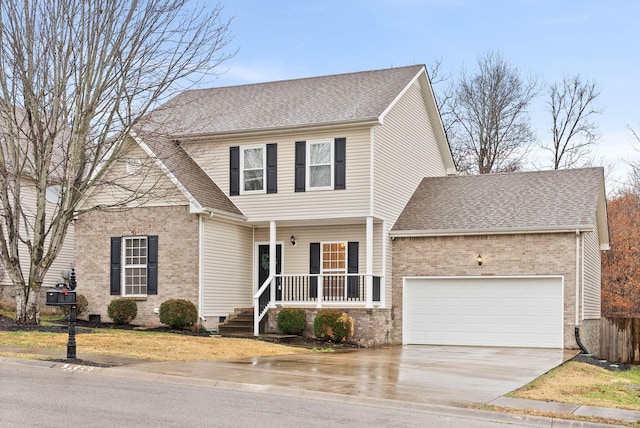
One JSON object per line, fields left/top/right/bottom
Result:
{"left": 448, "top": 51, "right": 541, "bottom": 174}
{"left": 544, "top": 75, "right": 601, "bottom": 169}
{"left": 0, "top": 0, "right": 233, "bottom": 324}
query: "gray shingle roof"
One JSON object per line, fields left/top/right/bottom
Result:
{"left": 392, "top": 168, "right": 605, "bottom": 235}
{"left": 141, "top": 134, "right": 243, "bottom": 217}
{"left": 143, "top": 65, "right": 425, "bottom": 136}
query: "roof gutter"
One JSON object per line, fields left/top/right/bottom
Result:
{"left": 199, "top": 207, "right": 247, "bottom": 222}
{"left": 389, "top": 225, "right": 595, "bottom": 238}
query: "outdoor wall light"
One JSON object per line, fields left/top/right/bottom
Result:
{"left": 290, "top": 235, "right": 297, "bottom": 246}
{"left": 477, "top": 254, "right": 483, "bottom": 266}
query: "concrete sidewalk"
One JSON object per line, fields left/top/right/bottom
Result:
{"left": 490, "top": 396, "right": 640, "bottom": 424}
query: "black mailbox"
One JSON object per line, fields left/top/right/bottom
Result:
{"left": 46, "top": 289, "right": 76, "bottom": 306}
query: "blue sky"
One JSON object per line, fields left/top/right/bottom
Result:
{"left": 209, "top": 0, "right": 640, "bottom": 188}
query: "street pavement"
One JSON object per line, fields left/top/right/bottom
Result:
{"left": 2, "top": 343, "right": 640, "bottom": 426}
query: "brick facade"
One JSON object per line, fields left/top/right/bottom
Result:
{"left": 74, "top": 205, "right": 199, "bottom": 326}
{"left": 391, "top": 233, "right": 583, "bottom": 348}
{"left": 266, "top": 307, "right": 393, "bottom": 347}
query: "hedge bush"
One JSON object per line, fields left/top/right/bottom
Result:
{"left": 159, "top": 299, "right": 197, "bottom": 330}
{"left": 276, "top": 308, "right": 307, "bottom": 335}
{"left": 107, "top": 298, "right": 137, "bottom": 325}
{"left": 61, "top": 294, "right": 88, "bottom": 317}
{"left": 313, "top": 309, "right": 354, "bottom": 343}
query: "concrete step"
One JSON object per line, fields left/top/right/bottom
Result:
{"left": 219, "top": 308, "right": 261, "bottom": 337}
{"left": 219, "top": 332, "right": 299, "bottom": 343}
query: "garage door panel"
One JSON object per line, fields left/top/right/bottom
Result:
{"left": 403, "top": 277, "right": 563, "bottom": 348}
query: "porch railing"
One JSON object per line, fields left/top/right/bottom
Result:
{"left": 253, "top": 274, "right": 382, "bottom": 335}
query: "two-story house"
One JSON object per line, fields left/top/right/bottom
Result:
{"left": 75, "top": 65, "right": 608, "bottom": 350}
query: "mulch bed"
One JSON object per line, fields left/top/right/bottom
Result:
{"left": 0, "top": 313, "right": 204, "bottom": 336}
{"left": 572, "top": 353, "right": 632, "bottom": 372}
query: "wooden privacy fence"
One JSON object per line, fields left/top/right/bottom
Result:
{"left": 599, "top": 318, "right": 640, "bottom": 364}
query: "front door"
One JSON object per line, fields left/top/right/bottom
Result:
{"left": 257, "top": 244, "right": 282, "bottom": 300}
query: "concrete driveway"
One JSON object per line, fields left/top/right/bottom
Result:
{"left": 114, "top": 345, "right": 577, "bottom": 407}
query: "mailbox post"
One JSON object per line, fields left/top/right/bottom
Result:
{"left": 45, "top": 266, "right": 78, "bottom": 359}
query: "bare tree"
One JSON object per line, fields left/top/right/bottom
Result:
{"left": 544, "top": 75, "right": 601, "bottom": 169}
{"left": 0, "top": 0, "right": 233, "bottom": 324}
{"left": 623, "top": 126, "right": 640, "bottom": 195}
{"left": 448, "top": 51, "right": 541, "bottom": 174}
{"left": 428, "top": 58, "right": 456, "bottom": 140}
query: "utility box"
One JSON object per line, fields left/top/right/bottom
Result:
{"left": 45, "top": 289, "right": 76, "bottom": 306}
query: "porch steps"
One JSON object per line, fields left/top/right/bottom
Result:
{"left": 220, "top": 332, "right": 299, "bottom": 344}
{"left": 218, "top": 309, "right": 254, "bottom": 337}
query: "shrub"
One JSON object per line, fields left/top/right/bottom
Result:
{"left": 62, "top": 294, "right": 88, "bottom": 317}
{"left": 313, "top": 309, "right": 354, "bottom": 343}
{"left": 276, "top": 308, "right": 307, "bottom": 335}
{"left": 159, "top": 299, "right": 197, "bottom": 330}
{"left": 107, "top": 298, "right": 137, "bottom": 325}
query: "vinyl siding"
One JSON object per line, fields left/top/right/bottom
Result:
{"left": 16, "top": 183, "right": 36, "bottom": 285}
{"left": 583, "top": 226, "right": 601, "bottom": 319}
{"left": 46, "top": 221, "right": 74, "bottom": 288}
{"left": 182, "top": 128, "right": 372, "bottom": 222}
{"left": 82, "top": 145, "right": 187, "bottom": 209}
{"left": 373, "top": 79, "right": 448, "bottom": 224}
{"left": 201, "top": 218, "right": 253, "bottom": 317}
{"left": 0, "top": 181, "right": 74, "bottom": 289}
{"left": 380, "top": 221, "right": 392, "bottom": 306}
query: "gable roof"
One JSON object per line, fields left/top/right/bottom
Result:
{"left": 131, "top": 132, "right": 244, "bottom": 218}
{"left": 142, "top": 65, "right": 429, "bottom": 137}
{"left": 391, "top": 168, "right": 609, "bottom": 247}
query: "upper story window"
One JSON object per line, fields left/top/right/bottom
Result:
{"left": 295, "top": 137, "right": 346, "bottom": 192}
{"left": 230, "top": 144, "right": 277, "bottom": 196}
{"left": 307, "top": 139, "right": 333, "bottom": 190}
{"left": 240, "top": 145, "right": 265, "bottom": 194}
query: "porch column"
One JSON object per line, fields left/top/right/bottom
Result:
{"left": 366, "top": 216, "right": 373, "bottom": 308}
{"left": 269, "top": 220, "right": 276, "bottom": 304}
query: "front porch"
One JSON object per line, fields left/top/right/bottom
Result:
{"left": 254, "top": 273, "right": 383, "bottom": 335}
{"left": 247, "top": 218, "right": 388, "bottom": 337}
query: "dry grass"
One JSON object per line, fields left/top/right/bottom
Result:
{"left": 477, "top": 405, "right": 639, "bottom": 427}
{"left": 509, "top": 361, "right": 640, "bottom": 411}
{"left": 0, "top": 330, "right": 310, "bottom": 362}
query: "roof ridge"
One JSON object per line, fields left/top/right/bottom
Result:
{"left": 445, "top": 167, "right": 604, "bottom": 179}
{"left": 183, "top": 64, "right": 425, "bottom": 93}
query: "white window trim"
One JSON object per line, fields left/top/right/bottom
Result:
{"left": 306, "top": 139, "right": 333, "bottom": 191}
{"left": 240, "top": 144, "right": 266, "bottom": 195}
{"left": 122, "top": 236, "right": 148, "bottom": 297}
{"left": 320, "top": 241, "right": 347, "bottom": 275}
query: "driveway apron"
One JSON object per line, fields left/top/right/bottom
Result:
{"left": 116, "top": 345, "right": 577, "bottom": 407}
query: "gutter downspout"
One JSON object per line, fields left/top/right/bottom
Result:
{"left": 197, "top": 215, "right": 206, "bottom": 324}
{"left": 574, "top": 229, "right": 589, "bottom": 354}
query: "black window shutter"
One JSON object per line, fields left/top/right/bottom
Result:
{"left": 229, "top": 146, "right": 240, "bottom": 196}
{"left": 110, "top": 237, "right": 121, "bottom": 295}
{"left": 266, "top": 143, "right": 277, "bottom": 194}
{"left": 147, "top": 235, "right": 158, "bottom": 295}
{"left": 334, "top": 137, "right": 346, "bottom": 190}
{"left": 309, "top": 242, "right": 320, "bottom": 298}
{"left": 295, "top": 141, "right": 306, "bottom": 192}
{"left": 347, "top": 241, "right": 359, "bottom": 298}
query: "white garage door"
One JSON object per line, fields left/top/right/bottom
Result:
{"left": 403, "top": 277, "right": 563, "bottom": 348}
